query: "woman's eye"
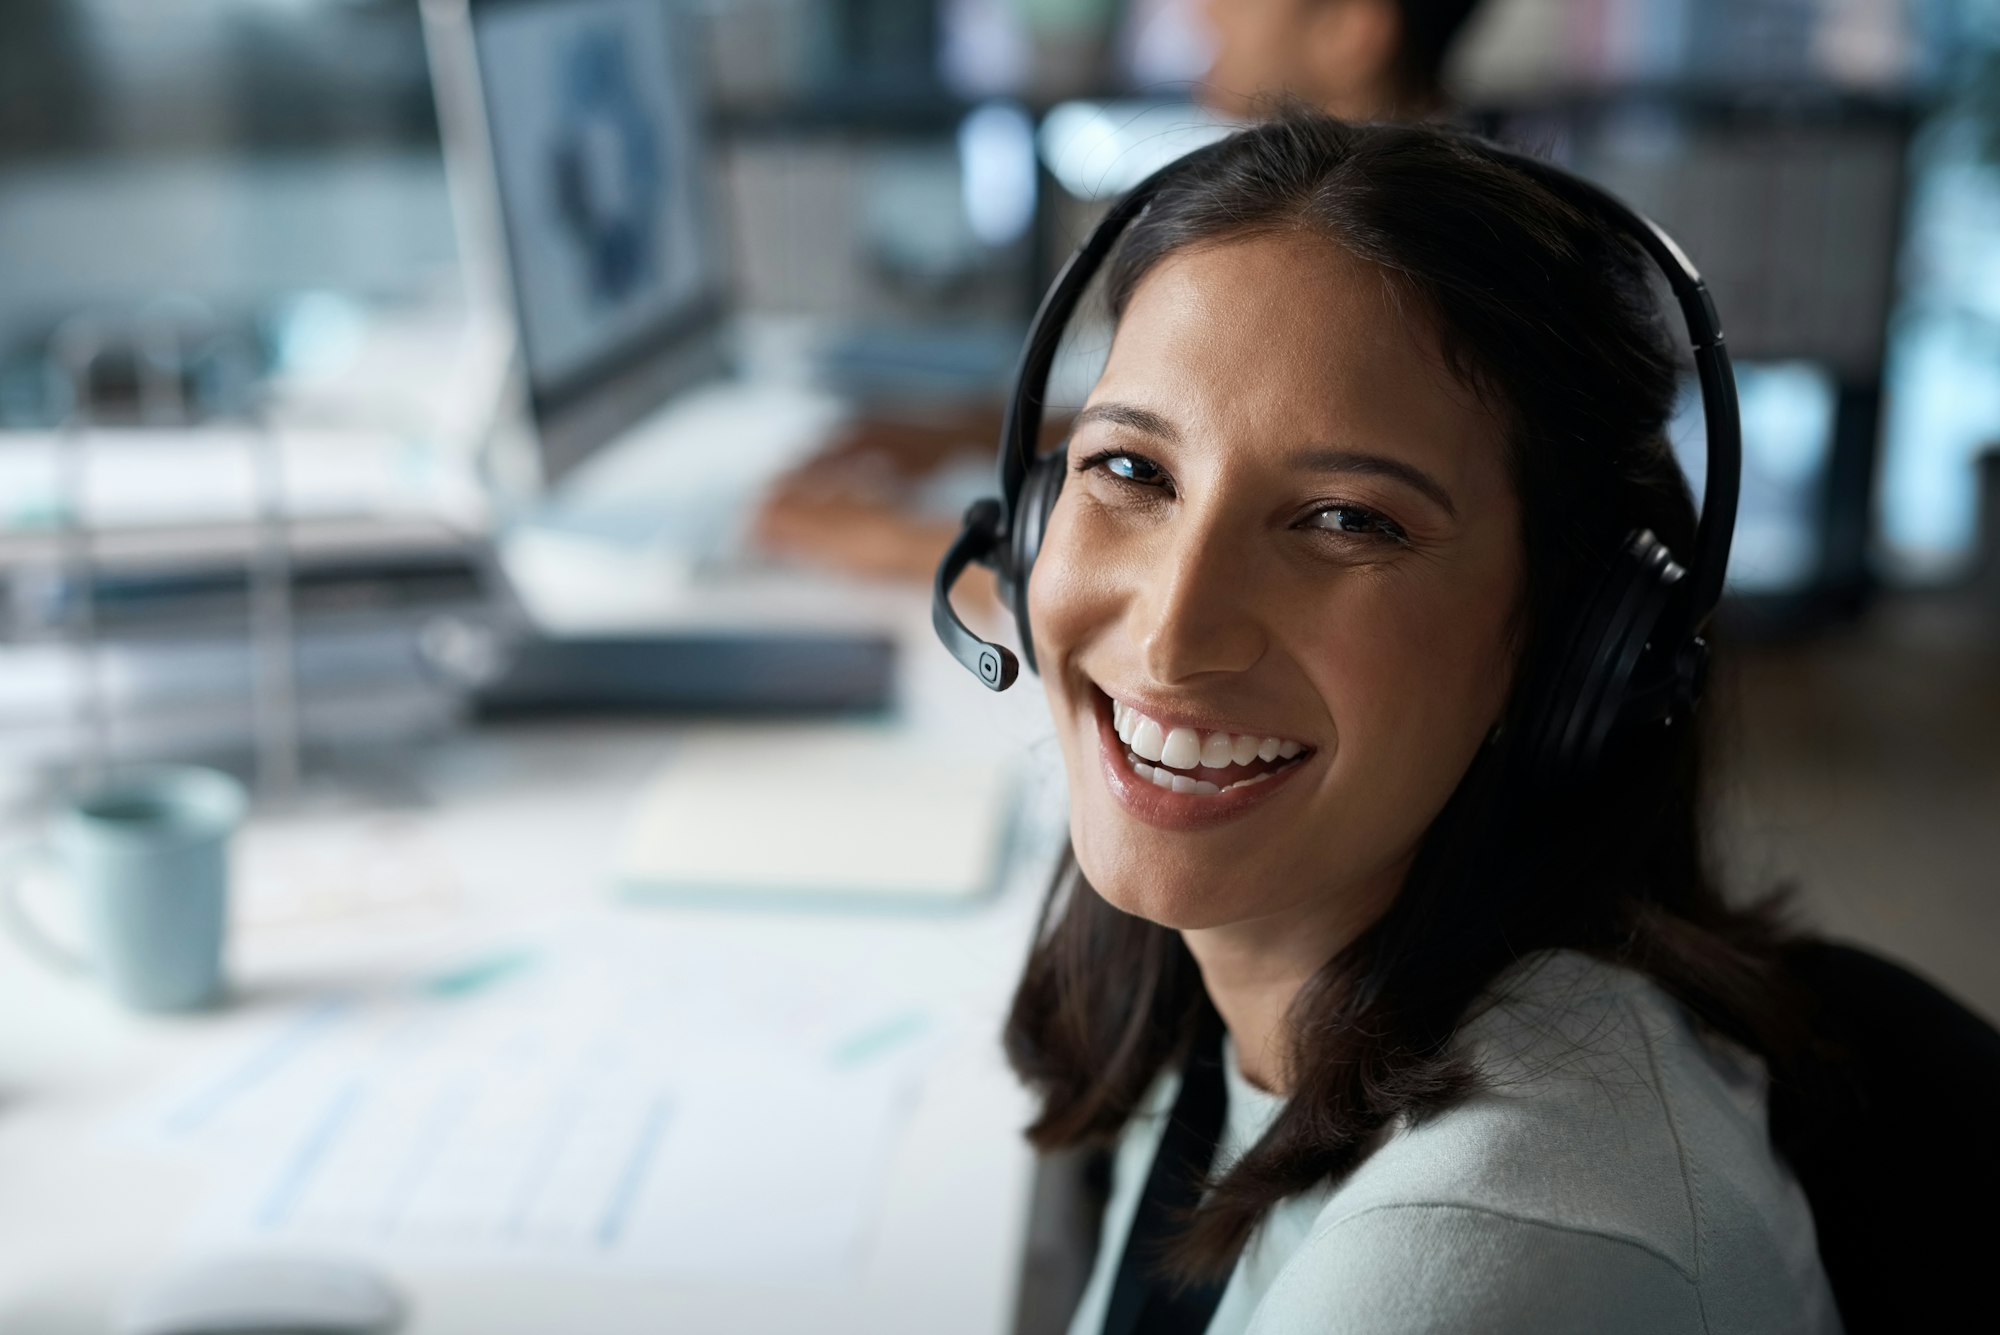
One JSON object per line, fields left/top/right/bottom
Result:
{"left": 1308, "top": 505, "right": 1405, "bottom": 542}
{"left": 1078, "top": 451, "right": 1168, "bottom": 487}
{"left": 1102, "top": 454, "right": 1164, "bottom": 485}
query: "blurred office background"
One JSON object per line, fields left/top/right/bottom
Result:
{"left": 5, "top": 0, "right": 1998, "bottom": 559}
{"left": 1, "top": 1, "right": 1997, "bottom": 1329}
{"left": 10, "top": 0, "right": 1992, "bottom": 950}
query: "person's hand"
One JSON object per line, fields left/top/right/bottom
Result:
{"left": 750, "top": 411, "right": 990, "bottom": 585}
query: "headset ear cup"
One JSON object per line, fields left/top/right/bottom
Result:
{"left": 1524, "top": 530, "right": 1684, "bottom": 786}
{"left": 1006, "top": 446, "right": 1068, "bottom": 675}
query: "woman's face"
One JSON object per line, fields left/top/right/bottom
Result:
{"left": 1029, "top": 232, "right": 1524, "bottom": 935}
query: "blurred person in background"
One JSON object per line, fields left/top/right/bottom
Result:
{"left": 1200, "top": 0, "right": 1486, "bottom": 120}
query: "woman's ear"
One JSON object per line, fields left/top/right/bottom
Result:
{"left": 1299, "top": 0, "right": 1405, "bottom": 118}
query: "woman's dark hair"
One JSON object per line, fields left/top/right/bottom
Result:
{"left": 1003, "top": 117, "right": 1804, "bottom": 1283}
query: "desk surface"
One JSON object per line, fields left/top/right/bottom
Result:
{"left": 0, "top": 608, "right": 1062, "bottom": 1335}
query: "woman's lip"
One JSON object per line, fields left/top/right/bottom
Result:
{"left": 1092, "top": 696, "right": 1308, "bottom": 831}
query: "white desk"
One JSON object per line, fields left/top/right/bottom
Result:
{"left": 0, "top": 603, "right": 1064, "bottom": 1334}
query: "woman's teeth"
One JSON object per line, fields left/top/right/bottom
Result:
{"left": 1109, "top": 698, "right": 1307, "bottom": 796}
{"left": 1126, "top": 753, "right": 1276, "bottom": 796}
{"left": 1111, "top": 700, "right": 1304, "bottom": 769}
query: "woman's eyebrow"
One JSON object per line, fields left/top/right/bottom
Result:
{"left": 1072, "top": 402, "right": 1180, "bottom": 441}
{"left": 1294, "top": 448, "right": 1458, "bottom": 519}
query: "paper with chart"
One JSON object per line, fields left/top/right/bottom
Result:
{"left": 117, "top": 932, "right": 937, "bottom": 1277}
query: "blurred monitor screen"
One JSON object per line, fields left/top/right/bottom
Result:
{"left": 455, "top": 0, "right": 725, "bottom": 479}
{"left": 1669, "top": 360, "right": 1837, "bottom": 597}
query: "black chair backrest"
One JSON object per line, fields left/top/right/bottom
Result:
{"left": 1769, "top": 940, "right": 2000, "bottom": 1332}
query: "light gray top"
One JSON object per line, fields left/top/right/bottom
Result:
{"left": 1067, "top": 951, "right": 1843, "bottom": 1335}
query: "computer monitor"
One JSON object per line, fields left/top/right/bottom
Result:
{"left": 425, "top": 0, "right": 727, "bottom": 483}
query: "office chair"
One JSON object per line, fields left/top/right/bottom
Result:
{"left": 1768, "top": 939, "right": 2000, "bottom": 1332}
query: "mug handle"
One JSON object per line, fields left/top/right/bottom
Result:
{"left": 1, "top": 847, "right": 90, "bottom": 975}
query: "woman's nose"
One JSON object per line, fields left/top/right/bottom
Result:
{"left": 1131, "top": 528, "right": 1268, "bottom": 685}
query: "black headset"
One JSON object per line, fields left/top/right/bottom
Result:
{"left": 932, "top": 133, "right": 1740, "bottom": 789}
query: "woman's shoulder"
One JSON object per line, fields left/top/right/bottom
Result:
{"left": 1247, "top": 1199, "right": 1708, "bottom": 1334}
{"left": 1316, "top": 950, "right": 1727, "bottom": 1269}
{"left": 1247, "top": 949, "right": 1838, "bottom": 1334}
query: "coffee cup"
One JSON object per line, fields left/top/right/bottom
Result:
{"left": 3, "top": 765, "right": 244, "bottom": 1012}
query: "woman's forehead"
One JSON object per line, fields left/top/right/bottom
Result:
{"left": 1092, "top": 232, "right": 1503, "bottom": 480}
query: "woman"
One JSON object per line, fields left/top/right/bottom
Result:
{"left": 1000, "top": 118, "right": 1842, "bottom": 1332}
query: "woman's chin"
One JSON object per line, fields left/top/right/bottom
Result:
{"left": 1070, "top": 796, "right": 1275, "bottom": 931}
{"left": 1076, "top": 853, "right": 1250, "bottom": 932}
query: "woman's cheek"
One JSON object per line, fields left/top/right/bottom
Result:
{"left": 1026, "top": 499, "right": 1114, "bottom": 668}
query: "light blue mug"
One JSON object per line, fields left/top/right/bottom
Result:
{"left": 3, "top": 766, "right": 245, "bottom": 1012}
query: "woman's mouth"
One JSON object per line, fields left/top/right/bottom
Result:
{"left": 1091, "top": 689, "right": 1314, "bottom": 828}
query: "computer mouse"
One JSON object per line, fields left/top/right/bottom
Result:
{"left": 120, "top": 1252, "right": 406, "bottom": 1335}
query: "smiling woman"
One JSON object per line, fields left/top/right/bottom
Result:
{"left": 979, "top": 119, "right": 1843, "bottom": 1334}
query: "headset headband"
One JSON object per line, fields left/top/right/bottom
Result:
{"left": 934, "top": 133, "right": 1739, "bottom": 715}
